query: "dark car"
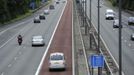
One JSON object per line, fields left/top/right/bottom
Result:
{"left": 128, "top": 17, "right": 134, "bottom": 25}
{"left": 131, "top": 34, "right": 134, "bottom": 41}
{"left": 56, "top": 1, "right": 59, "bottom": 4}
{"left": 39, "top": 14, "right": 46, "bottom": 20}
{"left": 34, "top": 17, "right": 40, "bottom": 23}
{"left": 49, "top": 5, "right": 54, "bottom": 9}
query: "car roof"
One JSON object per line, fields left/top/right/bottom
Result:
{"left": 34, "top": 16, "right": 39, "bottom": 19}
{"left": 114, "top": 19, "right": 119, "bottom": 22}
{"left": 50, "top": 52, "right": 64, "bottom": 56}
{"left": 40, "top": 14, "right": 44, "bottom": 16}
{"left": 33, "top": 36, "right": 43, "bottom": 38}
{"left": 106, "top": 9, "right": 113, "bottom": 12}
{"left": 129, "top": 17, "right": 134, "bottom": 19}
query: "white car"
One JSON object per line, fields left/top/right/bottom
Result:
{"left": 105, "top": 9, "right": 115, "bottom": 20}
{"left": 44, "top": 9, "right": 49, "bottom": 15}
{"left": 49, "top": 52, "right": 66, "bottom": 71}
{"left": 32, "top": 36, "right": 45, "bottom": 46}
{"left": 34, "top": 17, "right": 40, "bottom": 23}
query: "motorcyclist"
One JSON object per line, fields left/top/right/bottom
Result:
{"left": 17, "top": 35, "right": 23, "bottom": 45}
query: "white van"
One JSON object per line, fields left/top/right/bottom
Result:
{"left": 105, "top": 9, "right": 115, "bottom": 20}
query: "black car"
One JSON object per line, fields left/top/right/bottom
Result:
{"left": 56, "top": 1, "right": 59, "bottom": 4}
{"left": 131, "top": 34, "right": 134, "bottom": 41}
{"left": 39, "top": 14, "right": 46, "bottom": 20}
{"left": 49, "top": 5, "right": 54, "bottom": 9}
{"left": 34, "top": 17, "right": 40, "bottom": 23}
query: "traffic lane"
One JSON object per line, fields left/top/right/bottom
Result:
{"left": 0, "top": 1, "right": 56, "bottom": 46}
{"left": 39, "top": 0, "right": 72, "bottom": 75}
{"left": 87, "top": 0, "right": 134, "bottom": 75}
{"left": 0, "top": 3, "right": 66, "bottom": 75}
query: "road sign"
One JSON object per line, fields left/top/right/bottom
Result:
{"left": 90, "top": 54, "right": 104, "bottom": 68}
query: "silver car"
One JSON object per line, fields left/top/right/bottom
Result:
{"left": 131, "top": 34, "right": 134, "bottom": 41}
{"left": 44, "top": 9, "right": 49, "bottom": 15}
{"left": 49, "top": 52, "right": 66, "bottom": 71}
{"left": 128, "top": 17, "right": 134, "bottom": 25}
{"left": 32, "top": 36, "right": 45, "bottom": 46}
{"left": 34, "top": 17, "right": 40, "bottom": 23}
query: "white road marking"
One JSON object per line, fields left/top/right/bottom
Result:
{"left": 14, "top": 57, "right": 18, "bottom": 60}
{"left": 1, "top": 72, "right": 4, "bottom": 75}
{"left": 8, "top": 64, "right": 12, "bottom": 68}
{"left": 72, "top": 2, "right": 75, "bottom": 75}
{"left": 124, "top": 40, "right": 127, "bottom": 42}
{"left": 0, "top": 19, "right": 31, "bottom": 36}
{"left": 19, "top": 52, "right": 22, "bottom": 55}
{"left": 35, "top": 1, "right": 67, "bottom": 75}
{"left": 0, "top": 19, "right": 33, "bottom": 49}
{"left": 128, "top": 44, "right": 131, "bottom": 47}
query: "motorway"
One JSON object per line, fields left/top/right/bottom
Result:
{"left": 38, "top": 0, "right": 73, "bottom": 75}
{"left": 0, "top": 0, "right": 67, "bottom": 75}
{"left": 86, "top": 0, "right": 134, "bottom": 75}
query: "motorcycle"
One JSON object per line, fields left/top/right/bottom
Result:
{"left": 18, "top": 39, "right": 22, "bottom": 45}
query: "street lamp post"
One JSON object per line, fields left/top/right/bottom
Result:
{"left": 119, "top": 0, "right": 122, "bottom": 75}
{"left": 89, "top": 0, "right": 92, "bottom": 49}
{"left": 85, "top": 0, "right": 88, "bottom": 35}
{"left": 97, "top": 0, "right": 102, "bottom": 75}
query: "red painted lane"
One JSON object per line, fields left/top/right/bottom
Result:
{"left": 39, "top": 0, "right": 72, "bottom": 75}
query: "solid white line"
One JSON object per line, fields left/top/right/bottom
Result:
{"left": 0, "top": 19, "right": 32, "bottom": 49}
{"left": 72, "top": 1, "right": 75, "bottom": 75}
{"left": 0, "top": 19, "right": 31, "bottom": 36}
{"left": 1, "top": 72, "right": 4, "bottom": 75}
{"left": 77, "top": 9, "right": 90, "bottom": 75}
{"left": 34, "top": 1, "right": 67, "bottom": 75}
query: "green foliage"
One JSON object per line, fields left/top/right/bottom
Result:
{"left": 0, "top": 0, "right": 43, "bottom": 24}
{"left": 110, "top": 0, "right": 134, "bottom": 11}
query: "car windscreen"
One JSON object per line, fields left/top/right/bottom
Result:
{"left": 50, "top": 55, "right": 63, "bottom": 60}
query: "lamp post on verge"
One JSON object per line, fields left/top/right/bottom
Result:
{"left": 85, "top": 0, "right": 88, "bottom": 35}
{"left": 97, "top": 0, "right": 102, "bottom": 75}
{"left": 119, "top": 0, "right": 122, "bottom": 75}
{"left": 89, "top": 0, "right": 92, "bottom": 49}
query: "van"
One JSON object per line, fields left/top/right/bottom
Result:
{"left": 105, "top": 9, "right": 115, "bottom": 20}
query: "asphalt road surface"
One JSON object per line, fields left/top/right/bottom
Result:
{"left": 0, "top": 1, "right": 66, "bottom": 75}
{"left": 38, "top": 0, "right": 73, "bottom": 75}
{"left": 86, "top": 0, "right": 134, "bottom": 75}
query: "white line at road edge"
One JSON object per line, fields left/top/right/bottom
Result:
{"left": 76, "top": 6, "right": 90, "bottom": 75}
{"left": 0, "top": 19, "right": 31, "bottom": 36}
{"left": 35, "top": 1, "right": 67, "bottom": 75}
{"left": 72, "top": 1, "right": 75, "bottom": 75}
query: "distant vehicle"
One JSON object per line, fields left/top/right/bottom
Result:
{"left": 128, "top": 17, "right": 134, "bottom": 25}
{"left": 44, "top": 9, "right": 49, "bottom": 15}
{"left": 131, "top": 34, "right": 134, "bottom": 41}
{"left": 32, "top": 36, "right": 45, "bottom": 46}
{"left": 82, "top": 0, "right": 85, "bottom": 3}
{"left": 113, "top": 19, "right": 119, "bottom": 28}
{"left": 39, "top": 14, "right": 46, "bottom": 20}
{"left": 34, "top": 17, "right": 40, "bottom": 23}
{"left": 62, "top": 1, "right": 66, "bottom": 3}
{"left": 76, "top": 0, "right": 80, "bottom": 3}
{"left": 105, "top": 9, "right": 115, "bottom": 20}
{"left": 49, "top": 52, "right": 66, "bottom": 71}
{"left": 56, "top": 1, "right": 59, "bottom": 4}
{"left": 49, "top": 5, "right": 54, "bottom": 9}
